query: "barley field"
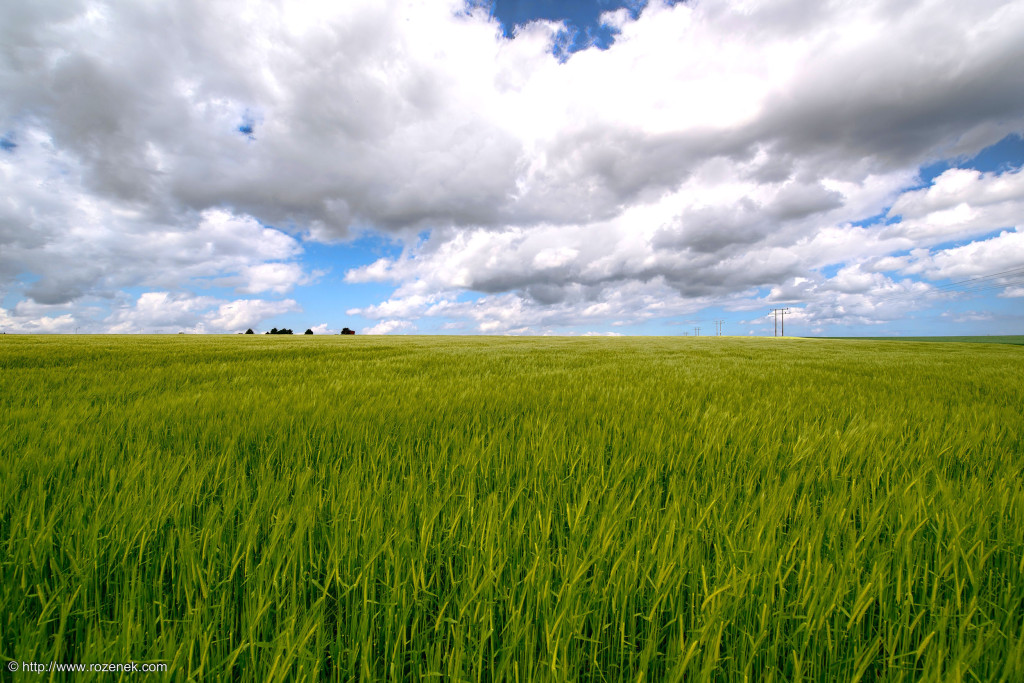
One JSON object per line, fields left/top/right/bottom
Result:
{"left": 1, "top": 334, "right": 1022, "bottom": 681}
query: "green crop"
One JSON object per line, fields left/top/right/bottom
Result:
{"left": 1, "top": 335, "right": 1022, "bottom": 681}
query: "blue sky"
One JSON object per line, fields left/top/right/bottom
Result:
{"left": 487, "top": 0, "right": 650, "bottom": 52}
{"left": 1, "top": 0, "right": 1022, "bottom": 336}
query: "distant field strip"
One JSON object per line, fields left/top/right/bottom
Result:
{"left": 812, "top": 335, "right": 1024, "bottom": 345}
{"left": 1, "top": 335, "right": 1022, "bottom": 681}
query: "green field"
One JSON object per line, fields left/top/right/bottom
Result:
{"left": 812, "top": 335, "right": 1024, "bottom": 345}
{"left": 2, "top": 335, "right": 1023, "bottom": 681}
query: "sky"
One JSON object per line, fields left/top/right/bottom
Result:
{"left": 1, "top": 0, "right": 1023, "bottom": 336}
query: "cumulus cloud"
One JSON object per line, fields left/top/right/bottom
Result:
{"left": 3, "top": 0, "right": 1024, "bottom": 333}
{"left": 362, "top": 319, "right": 417, "bottom": 335}
{"left": 206, "top": 298, "right": 301, "bottom": 332}
{"left": 344, "top": 163, "right": 1021, "bottom": 331}
{"left": 0, "top": 301, "right": 78, "bottom": 334}
{"left": 231, "top": 262, "right": 319, "bottom": 295}
{"left": 0, "top": 129, "right": 309, "bottom": 303}
{"left": 898, "top": 230, "right": 1024, "bottom": 280}
{"left": 106, "top": 292, "right": 218, "bottom": 333}
{"left": 102, "top": 292, "right": 300, "bottom": 333}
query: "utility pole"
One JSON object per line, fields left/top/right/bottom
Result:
{"left": 694, "top": 326, "right": 701, "bottom": 337}
{"left": 770, "top": 308, "right": 790, "bottom": 337}
{"left": 714, "top": 320, "right": 724, "bottom": 336}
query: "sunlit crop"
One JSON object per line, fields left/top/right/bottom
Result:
{"left": 2, "top": 335, "right": 1022, "bottom": 681}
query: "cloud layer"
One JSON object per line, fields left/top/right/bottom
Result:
{"left": 2, "top": 0, "right": 1023, "bottom": 333}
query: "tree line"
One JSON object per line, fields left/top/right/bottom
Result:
{"left": 244, "top": 328, "right": 355, "bottom": 335}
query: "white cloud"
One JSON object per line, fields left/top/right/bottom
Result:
{"left": 362, "top": 319, "right": 417, "bottom": 335}
{"left": 206, "top": 298, "right": 301, "bottom": 332}
{"left": 235, "top": 262, "right": 317, "bottom": 295}
{"left": 941, "top": 310, "right": 995, "bottom": 323}
{"left": 865, "top": 230, "right": 1024, "bottom": 301}
{"left": 102, "top": 292, "right": 300, "bottom": 333}
{"left": 0, "top": 305, "right": 77, "bottom": 334}
{"left": 915, "top": 230, "right": 1024, "bottom": 279}
{"left": 348, "top": 294, "right": 440, "bottom": 319}
{"left": 884, "top": 168, "right": 1024, "bottom": 242}
{"left": 890, "top": 168, "right": 1024, "bottom": 219}
{"left": 0, "top": 131, "right": 309, "bottom": 304}
{"left": 533, "top": 247, "right": 579, "bottom": 269}
{"left": 3, "top": 0, "right": 1024, "bottom": 332}
{"left": 106, "top": 292, "right": 217, "bottom": 333}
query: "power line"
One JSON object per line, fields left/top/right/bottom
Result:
{"left": 888, "top": 269, "right": 1024, "bottom": 299}
{"left": 869, "top": 265, "right": 1024, "bottom": 306}
{"left": 933, "top": 264, "right": 1024, "bottom": 287}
